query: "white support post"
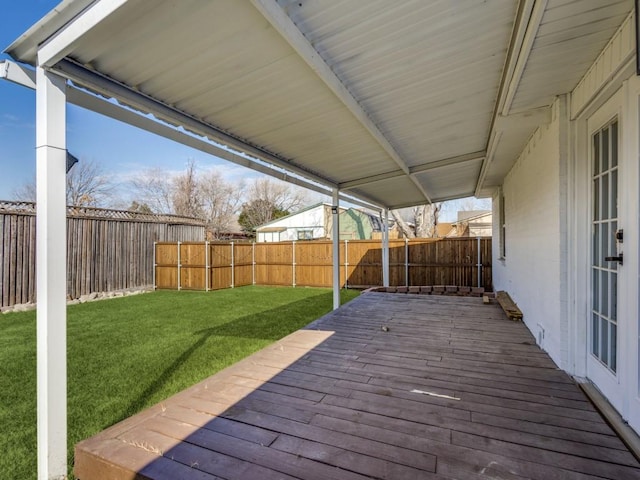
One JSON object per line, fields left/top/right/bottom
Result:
{"left": 382, "top": 209, "right": 390, "bottom": 287}
{"left": 332, "top": 189, "right": 340, "bottom": 310}
{"left": 36, "top": 67, "right": 67, "bottom": 480}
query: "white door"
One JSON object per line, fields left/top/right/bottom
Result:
{"left": 587, "top": 93, "right": 623, "bottom": 411}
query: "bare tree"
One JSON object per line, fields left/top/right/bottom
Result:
{"left": 200, "top": 170, "right": 243, "bottom": 238}
{"left": 66, "top": 159, "right": 114, "bottom": 206}
{"left": 11, "top": 181, "right": 37, "bottom": 202}
{"left": 238, "top": 177, "right": 310, "bottom": 235}
{"left": 129, "top": 167, "right": 174, "bottom": 214}
{"left": 414, "top": 203, "right": 442, "bottom": 238}
{"left": 390, "top": 210, "right": 415, "bottom": 238}
{"left": 172, "top": 160, "right": 203, "bottom": 218}
{"left": 12, "top": 158, "right": 114, "bottom": 207}
{"left": 391, "top": 202, "right": 442, "bottom": 238}
{"left": 246, "top": 177, "right": 308, "bottom": 212}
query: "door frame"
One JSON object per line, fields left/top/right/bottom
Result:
{"left": 619, "top": 75, "right": 640, "bottom": 431}
{"left": 570, "top": 76, "right": 640, "bottom": 431}
{"left": 585, "top": 91, "right": 623, "bottom": 409}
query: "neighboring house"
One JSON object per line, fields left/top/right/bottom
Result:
{"left": 256, "top": 203, "right": 335, "bottom": 242}
{"left": 339, "top": 208, "right": 384, "bottom": 240}
{"left": 256, "top": 203, "right": 384, "bottom": 242}
{"left": 206, "top": 218, "right": 251, "bottom": 241}
{"left": 450, "top": 210, "right": 492, "bottom": 237}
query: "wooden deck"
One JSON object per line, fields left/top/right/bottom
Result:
{"left": 75, "top": 293, "right": 640, "bottom": 479}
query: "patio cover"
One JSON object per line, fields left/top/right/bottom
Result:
{"left": 2, "top": 1, "right": 634, "bottom": 478}
{"left": 5, "top": 0, "right": 632, "bottom": 209}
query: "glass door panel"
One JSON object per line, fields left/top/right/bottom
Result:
{"left": 591, "top": 121, "right": 618, "bottom": 372}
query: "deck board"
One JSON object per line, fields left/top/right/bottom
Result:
{"left": 75, "top": 293, "right": 640, "bottom": 479}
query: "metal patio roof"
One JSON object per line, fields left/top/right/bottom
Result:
{"left": 4, "top": 0, "right": 633, "bottom": 209}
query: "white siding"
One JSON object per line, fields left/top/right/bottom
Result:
{"left": 493, "top": 98, "right": 569, "bottom": 368}
{"left": 571, "top": 10, "right": 635, "bottom": 119}
{"left": 256, "top": 205, "right": 328, "bottom": 242}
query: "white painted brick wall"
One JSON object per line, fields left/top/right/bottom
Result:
{"left": 493, "top": 99, "right": 566, "bottom": 368}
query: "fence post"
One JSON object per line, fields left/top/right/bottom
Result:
{"left": 292, "top": 241, "right": 296, "bottom": 287}
{"left": 252, "top": 242, "right": 256, "bottom": 285}
{"left": 477, "top": 236, "right": 482, "bottom": 287}
{"left": 177, "top": 241, "right": 181, "bottom": 291}
{"left": 344, "top": 240, "right": 348, "bottom": 289}
{"left": 405, "top": 238, "right": 409, "bottom": 287}
{"left": 230, "top": 242, "right": 235, "bottom": 288}
{"left": 153, "top": 242, "right": 157, "bottom": 290}
{"left": 205, "top": 241, "right": 210, "bottom": 291}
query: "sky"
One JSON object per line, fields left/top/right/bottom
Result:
{"left": 0, "top": 2, "right": 489, "bottom": 220}
{"left": 0, "top": 0, "right": 262, "bottom": 206}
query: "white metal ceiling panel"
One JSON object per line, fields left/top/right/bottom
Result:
{"left": 413, "top": 159, "right": 484, "bottom": 201}
{"left": 347, "top": 176, "right": 426, "bottom": 209}
{"left": 280, "top": 0, "right": 517, "bottom": 168}
{"left": 5, "top": 0, "right": 634, "bottom": 209}
{"left": 509, "top": 0, "right": 632, "bottom": 113}
{"left": 57, "top": 0, "right": 405, "bottom": 188}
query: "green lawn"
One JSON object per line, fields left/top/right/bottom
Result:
{"left": 0, "top": 286, "right": 359, "bottom": 479}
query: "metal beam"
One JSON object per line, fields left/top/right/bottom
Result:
{"left": 500, "top": 0, "right": 547, "bottom": 116}
{"left": 1, "top": 59, "right": 385, "bottom": 211}
{"left": 339, "top": 151, "right": 486, "bottom": 190}
{"left": 1, "top": 60, "right": 385, "bottom": 212}
{"left": 36, "top": 67, "right": 67, "bottom": 480}
{"left": 339, "top": 170, "right": 405, "bottom": 189}
{"left": 390, "top": 191, "right": 478, "bottom": 210}
{"left": 37, "top": 0, "right": 128, "bottom": 67}
{"left": 67, "top": 88, "right": 384, "bottom": 211}
{"left": 410, "top": 151, "right": 486, "bottom": 174}
{"left": 250, "top": 0, "right": 431, "bottom": 204}
{"left": 54, "top": 58, "right": 338, "bottom": 190}
{"left": 476, "top": 0, "right": 547, "bottom": 196}
{"left": 0, "top": 59, "right": 36, "bottom": 89}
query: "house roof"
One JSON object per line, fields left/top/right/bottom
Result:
{"left": 255, "top": 202, "right": 329, "bottom": 231}
{"left": 454, "top": 210, "right": 493, "bottom": 224}
{"left": 4, "top": 0, "right": 633, "bottom": 209}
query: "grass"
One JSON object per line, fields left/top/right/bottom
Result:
{"left": 0, "top": 286, "right": 359, "bottom": 479}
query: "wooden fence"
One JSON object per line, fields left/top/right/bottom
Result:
{"left": 155, "top": 237, "right": 492, "bottom": 291}
{"left": 0, "top": 201, "right": 205, "bottom": 307}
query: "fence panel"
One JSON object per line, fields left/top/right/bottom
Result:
{"left": 0, "top": 202, "right": 204, "bottom": 307}
{"left": 254, "top": 242, "right": 293, "bottom": 286}
{"left": 0, "top": 213, "right": 37, "bottom": 306}
{"left": 294, "top": 240, "right": 346, "bottom": 287}
{"left": 209, "top": 242, "right": 233, "bottom": 290}
{"left": 180, "top": 243, "right": 206, "bottom": 290}
{"left": 233, "top": 243, "right": 254, "bottom": 287}
{"left": 153, "top": 237, "right": 493, "bottom": 293}
{"left": 346, "top": 240, "right": 383, "bottom": 288}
